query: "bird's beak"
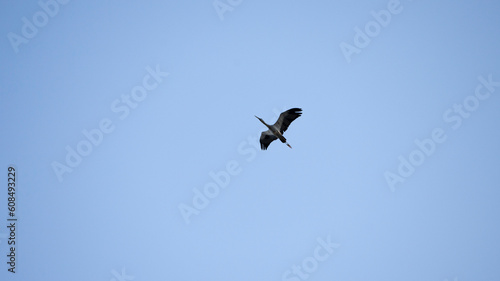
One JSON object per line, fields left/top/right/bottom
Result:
{"left": 255, "top": 115, "right": 267, "bottom": 126}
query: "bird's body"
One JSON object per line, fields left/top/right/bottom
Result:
{"left": 255, "top": 108, "right": 302, "bottom": 150}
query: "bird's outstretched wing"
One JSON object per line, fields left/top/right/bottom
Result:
{"left": 274, "top": 108, "right": 302, "bottom": 133}
{"left": 259, "top": 130, "right": 278, "bottom": 150}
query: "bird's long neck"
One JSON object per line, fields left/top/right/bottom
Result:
{"left": 258, "top": 118, "right": 270, "bottom": 128}
{"left": 256, "top": 116, "right": 274, "bottom": 131}
{"left": 265, "top": 123, "right": 275, "bottom": 131}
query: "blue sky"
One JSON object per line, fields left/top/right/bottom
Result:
{"left": 1, "top": 1, "right": 500, "bottom": 280}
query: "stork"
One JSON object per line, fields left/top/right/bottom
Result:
{"left": 255, "top": 108, "right": 302, "bottom": 150}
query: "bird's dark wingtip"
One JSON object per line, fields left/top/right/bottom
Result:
{"left": 288, "top": 108, "right": 302, "bottom": 115}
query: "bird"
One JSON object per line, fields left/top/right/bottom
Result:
{"left": 255, "top": 108, "right": 302, "bottom": 150}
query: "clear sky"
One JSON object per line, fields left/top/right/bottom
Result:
{"left": 1, "top": 1, "right": 500, "bottom": 281}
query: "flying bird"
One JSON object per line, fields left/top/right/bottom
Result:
{"left": 255, "top": 108, "right": 302, "bottom": 150}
